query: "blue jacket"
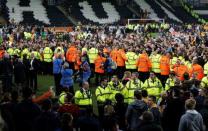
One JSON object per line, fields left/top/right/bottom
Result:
{"left": 53, "top": 59, "right": 63, "bottom": 74}
{"left": 81, "top": 61, "right": 91, "bottom": 82}
{"left": 60, "top": 68, "right": 73, "bottom": 88}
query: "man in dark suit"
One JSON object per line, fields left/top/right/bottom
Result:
{"left": 29, "top": 53, "right": 39, "bottom": 93}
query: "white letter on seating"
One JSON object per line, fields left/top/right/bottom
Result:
{"left": 79, "top": 1, "right": 120, "bottom": 24}
{"left": 6, "top": 0, "right": 50, "bottom": 24}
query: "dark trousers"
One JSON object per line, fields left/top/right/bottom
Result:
{"left": 29, "top": 70, "right": 37, "bottom": 92}
{"left": 139, "top": 72, "right": 150, "bottom": 83}
{"left": 155, "top": 73, "right": 161, "bottom": 81}
{"left": 68, "top": 62, "right": 75, "bottom": 70}
{"left": 2, "top": 75, "right": 12, "bottom": 93}
{"left": 160, "top": 75, "right": 168, "bottom": 88}
{"left": 54, "top": 73, "right": 62, "bottom": 95}
{"left": 116, "top": 66, "right": 125, "bottom": 79}
{"left": 126, "top": 69, "right": 137, "bottom": 73}
{"left": 90, "top": 63, "right": 95, "bottom": 78}
{"left": 105, "top": 70, "right": 115, "bottom": 81}
{"left": 43, "top": 62, "right": 52, "bottom": 75}
{"left": 95, "top": 72, "right": 104, "bottom": 86}
{"left": 68, "top": 86, "right": 74, "bottom": 95}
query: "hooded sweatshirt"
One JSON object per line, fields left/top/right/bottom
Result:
{"left": 178, "top": 110, "right": 204, "bottom": 131}
{"left": 126, "top": 99, "right": 148, "bottom": 131}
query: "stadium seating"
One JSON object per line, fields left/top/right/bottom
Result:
{"left": 3, "top": 0, "right": 72, "bottom": 26}
{"left": 64, "top": 0, "right": 134, "bottom": 25}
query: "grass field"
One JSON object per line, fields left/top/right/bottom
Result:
{"left": 37, "top": 75, "right": 99, "bottom": 115}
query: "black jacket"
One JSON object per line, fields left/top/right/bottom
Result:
{"left": 136, "top": 121, "right": 162, "bottom": 131}
{"left": 14, "top": 61, "right": 26, "bottom": 83}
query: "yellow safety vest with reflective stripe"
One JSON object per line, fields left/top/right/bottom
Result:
{"left": 88, "top": 48, "right": 98, "bottom": 64}
{"left": 32, "top": 51, "right": 41, "bottom": 60}
{"left": 105, "top": 81, "right": 127, "bottom": 103}
{"left": 204, "top": 62, "right": 208, "bottom": 75}
{"left": 59, "top": 92, "right": 67, "bottom": 105}
{"left": 95, "top": 86, "right": 107, "bottom": 103}
{"left": 143, "top": 78, "right": 163, "bottom": 96}
{"left": 185, "top": 60, "right": 192, "bottom": 70}
{"left": 21, "top": 48, "right": 30, "bottom": 59}
{"left": 125, "top": 52, "right": 138, "bottom": 69}
{"left": 126, "top": 79, "right": 143, "bottom": 104}
{"left": 14, "top": 48, "right": 21, "bottom": 57}
{"left": 165, "top": 78, "right": 175, "bottom": 90}
{"left": 150, "top": 54, "right": 161, "bottom": 73}
{"left": 200, "top": 76, "right": 208, "bottom": 88}
{"left": 82, "top": 47, "right": 88, "bottom": 54}
{"left": 75, "top": 89, "right": 92, "bottom": 106}
{"left": 43, "top": 47, "right": 53, "bottom": 62}
{"left": 170, "top": 57, "right": 178, "bottom": 71}
{"left": 7, "top": 48, "right": 14, "bottom": 56}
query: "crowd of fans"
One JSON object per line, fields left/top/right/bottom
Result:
{"left": 0, "top": 22, "right": 208, "bottom": 131}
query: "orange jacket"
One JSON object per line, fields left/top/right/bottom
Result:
{"left": 110, "top": 49, "right": 118, "bottom": 62}
{"left": 94, "top": 55, "right": 106, "bottom": 73}
{"left": 0, "top": 50, "right": 5, "bottom": 59}
{"left": 66, "top": 46, "right": 78, "bottom": 62}
{"left": 189, "top": 64, "right": 204, "bottom": 80}
{"left": 74, "top": 54, "right": 81, "bottom": 70}
{"left": 173, "top": 64, "right": 188, "bottom": 81}
{"left": 32, "top": 90, "right": 53, "bottom": 104}
{"left": 115, "top": 49, "right": 127, "bottom": 67}
{"left": 136, "top": 53, "right": 151, "bottom": 72}
{"left": 160, "top": 55, "right": 170, "bottom": 76}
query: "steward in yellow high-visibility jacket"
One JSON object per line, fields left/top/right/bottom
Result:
{"left": 95, "top": 78, "right": 109, "bottom": 104}
{"left": 88, "top": 47, "right": 98, "bottom": 64}
{"left": 13, "top": 47, "right": 21, "bottom": 57}
{"left": 75, "top": 82, "right": 92, "bottom": 108}
{"left": 165, "top": 72, "right": 177, "bottom": 90}
{"left": 150, "top": 51, "right": 161, "bottom": 74}
{"left": 31, "top": 50, "right": 42, "bottom": 61}
{"left": 143, "top": 72, "right": 163, "bottom": 96}
{"left": 125, "top": 50, "right": 138, "bottom": 71}
{"left": 126, "top": 72, "right": 143, "bottom": 104}
{"left": 200, "top": 75, "right": 208, "bottom": 88}
{"left": 59, "top": 91, "right": 67, "bottom": 105}
{"left": 204, "top": 62, "right": 208, "bottom": 75}
{"left": 7, "top": 47, "right": 14, "bottom": 56}
{"left": 43, "top": 46, "right": 53, "bottom": 63}
{"left": 21, "top": 47, "right": 30, "bottom": 59}
{"left": 105, "top": 76, "right": 127, "bottom": 103}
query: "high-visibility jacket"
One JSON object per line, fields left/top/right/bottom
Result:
{"left": 82, "top": 47, "right": 88, "bottom": 54}
{"left": 59, "top": 91, "right": 67, "bottom": 105}
{"left": 94, "top": 55, "right": 106, "bottom": 73}
{"left": 21, "top": 48, "right": 30, "bottom": 59}
{"left": 66, "top": 46, "right": 77, "bottom": 62}
{"left": 0, "top": 50, "right": 5, "bottom": 59}
{"left": 150, "top": 54, "right": 161, "bottom": 73}
{"left": 43, "top": 47, "right": 53, "bottom": 62}
{"left": 173, "top": 64, "right": 188, "bottom": 81}
{"left": 95, "top": 86, "right": 108, "bottom": 103}
{"left": 105, "top": 81, "right": 127, "bottom": 103}
{"left": 7, "top": 48, "right": 14, "bottom": 56}
{"left": 115, "top": 49, "right": 127, "bottom": 67}
{"left": 13, "top": 48, "right": 21, "bottom": 57}
{"left": 136, "top": 53, "right": 151, "bottom": 72}
{"left": 32, "top": 51, "right": 41, "bottom": 60}
{"left": 110, "top": 49, "right": 118, "bottom": 63}
{"left": 74, "top": 55, "right": 81, "bottom": 70}
{"left": 185, "top": 60, "right": 192, "bottom": 69}
{"left": 54, "top": 46, "right": 64, "bottom": 54}
{"left": 88, "top": 48, "right": 98, "bottom": 64}
{"left": 200, "top": 76, "right": 208, "bottom": 88}
{"left": 204, "top": 62, "right": 208, "bottom": 75}
{"left": 160, "top": 55, "right": 170, "bottom": 76}
{"left": 165, "top": 78, "right": 175, "bottom": 90}
{"left": 75, "top": 89, "right": 92, "bottom": 106}
{"left": 143, "top": 78, "right": 163, "bottom": 96}
{"left": 189, "top": 64, "right": 204, "bottom": 80}
{"left": 126, "top": 79, "right": 143, "bottom": 104}
{"left": 125, "top": 52, "right": 138, "bottom": 69}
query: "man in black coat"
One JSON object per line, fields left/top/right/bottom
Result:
{"left": 14, "top": 58, "right": 26, "bottom": 86}
{"left": 0, "top": 54, "right": 13, "bottom": 92}
{"left": 29, "top": 53, "right": 39, "bottom": 93}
